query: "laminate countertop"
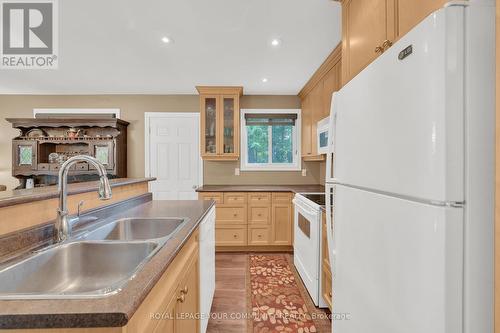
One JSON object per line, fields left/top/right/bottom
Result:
{"left": 0, "top": 178, "right": 155, "bottom": 209}
{"left": 0, "top": 198, "right": 215, "bottom": 329}
{"left": 196, "top": 184, "right": 325, "bottom": 193}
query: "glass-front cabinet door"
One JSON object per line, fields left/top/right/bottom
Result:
{"left": 221, "top": 95, "right": 238, "bottom": 157}
{"left": 198, "top": 86, "right": 242, "bottom": 160}
{"left": 202, "top": 96, "right": 218, "bottom": 156}
{"left": 13, "top": 140, "right": 38, "bottom": 172}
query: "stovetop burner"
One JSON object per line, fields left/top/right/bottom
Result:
{"left": 301, "top": 193, "right": 325, "bottom": 206}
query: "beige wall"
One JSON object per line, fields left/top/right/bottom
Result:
{"left": 204, "top": 94, "right": 321, "bottom": 185}
{"left": 0, "top": 95, "right": 199, "bottom": 189}
{"left": 0, "top": 94, "right": 321, "bottom": 189}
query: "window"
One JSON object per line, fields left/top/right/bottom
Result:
{"left": 241, "top": 109, "right": 301, "bottom": 171}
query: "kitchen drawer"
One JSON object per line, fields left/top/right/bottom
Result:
{"left": 272, "top": 192, "right": 292, "bottom": 203}
{"left": 216, "top": 227, "right": 247, "bottom": 246}
{"left": 75, "top": 162, "right": 89, "bottom": 171}
{"left": 248, "top": 192, "right": 271, "bottom": 205}
{"left": 322, "top": 261, "right": 333, "bottom": 311}
{"left": 49, "top": 163, "right": 61, "bottom": 171}
{"left": 216, "top": 206, "right": 246, "bottom": 225}
{"left": 37, "top": 163, "right": 49, "bottom": 171}
{"left": 248, "top": 227, "right": 271, "bottom": 245}
{"left": 248, "top": 206, "right": 270, "bottom": 225}
{"left": 224, "top": 192, "right": 247, "bottom": 204}
{"left": 198, "top": 192, "right": 223, "bottom": 204}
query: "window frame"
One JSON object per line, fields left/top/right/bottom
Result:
{"left": 240, "top": 109, "right": 301, "bottom": 171}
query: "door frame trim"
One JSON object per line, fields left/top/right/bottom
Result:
{"left": 144, "top": 112, "right": 203, "bottom": 191}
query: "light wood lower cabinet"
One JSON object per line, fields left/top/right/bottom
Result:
{"left": 216, "top": 206, "right": 246, "bottom": 225}
{"left": 215, "top": 226, "right": 247, "bottom": 246}
{"left": 272, "top": 193, "right": 293, "bottom": 246}
{"left": 321, "top": 212, "right": 332, "bottom": 311}
{"left": 152, "top": 251, "right": 199, "bottom": 333}
{"left": 248, "top": 226, "right": 271, "bottom": 246}
{"left": 199, "top": 191, "right": 293, "bottom": 249}
{"left": 127, "top": 229, "right": 200, "bottom": 333}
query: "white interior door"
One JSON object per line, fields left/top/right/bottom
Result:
{"left": 146, "top": 113, "right": 201, "bottom": 200}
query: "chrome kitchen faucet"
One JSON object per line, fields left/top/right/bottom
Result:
{"left": 55, "top": 155, "right": 112, "bottom": 242}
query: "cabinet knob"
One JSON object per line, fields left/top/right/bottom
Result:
{"left": 233, "top": 234, "right": 238, "bottom": 238}
{"left": 258, "top": 213, "right": 262, "bottom": 217}
{"left": 375, "top": 45, "right": 384, "bottom": 54}
{"left": 181, "top": 286, "right": 189, "bottom": 294}
{"left": 177, "top": 294, "right": 185, "bottom": 303}
{"left": 233, "top": 213, "right": 238, "bottom": 217}
{"left": 382, "top": 39, "right": 393, "bottom": 51}
{"left": 258, "top": 234, "right": 262, "bottom": 238}
{"left": 329, "top": 291, "right": 332, "bottom": 298}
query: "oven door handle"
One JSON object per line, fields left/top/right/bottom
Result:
{"left": 292, "top": 199, "right": 318, "bottom": 216}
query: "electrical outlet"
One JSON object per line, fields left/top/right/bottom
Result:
{"left": 302, "top": 169, "right": 307, "bottom": 177}
{"left": 235, "top": 168, "right": 240, "bottom": 176}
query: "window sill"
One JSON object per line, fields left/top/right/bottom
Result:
{"left": 240, "top": 166, "right": 302, "bottom": 172}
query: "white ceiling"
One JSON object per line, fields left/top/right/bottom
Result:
{"left": 0, "top": 0, "right": 341, "bottom": 95}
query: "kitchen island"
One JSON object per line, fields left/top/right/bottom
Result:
{"left": 0, "top": 179, "right": 215, "bottom": 331}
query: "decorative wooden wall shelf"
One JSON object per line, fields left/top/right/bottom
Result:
{"left": 6, "top": 118, "right": 129, "bottom": 187}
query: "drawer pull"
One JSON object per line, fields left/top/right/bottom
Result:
{"left": 177, "top": 294, "right": 185, "bottom": 303}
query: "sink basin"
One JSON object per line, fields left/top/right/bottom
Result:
{"left": 0, "top": 241, "right": 157, "bottom": 299}
{"left": 84, "top": 218, "right": 187, "bottom": 241}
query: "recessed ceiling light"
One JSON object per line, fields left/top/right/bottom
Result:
{"left": 270, "top": 38, "right": 281, "bottom": 47}
{"left": 262, "top": 78, "right": 268, "bottom": 83}
{"left": 161, "top": 36, "right": 172, "bottom": 44}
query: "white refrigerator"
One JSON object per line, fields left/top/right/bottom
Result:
{"left": 324, "top": 3, "right": 494, "bottom": 333}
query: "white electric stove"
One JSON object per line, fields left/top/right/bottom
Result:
{"left": 292, "top": 192, "right": 327, "bottom": 308}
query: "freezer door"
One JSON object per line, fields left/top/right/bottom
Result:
{"left": 332, "top": 185, "right": 463, "bottom": 333}
{"left": 333, "top": 6, "right": 465, "bottom": 202}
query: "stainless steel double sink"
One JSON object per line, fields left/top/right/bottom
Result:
{"left": 0, "top": 217, "right": 188, "bottom": 299}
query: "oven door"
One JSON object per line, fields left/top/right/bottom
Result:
{"left": 293, "top": 198, "right": 321, "bottom": 304}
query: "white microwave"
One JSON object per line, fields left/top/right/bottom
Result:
{"left": 316, "top": 116, "right": 329, "bottom": 154}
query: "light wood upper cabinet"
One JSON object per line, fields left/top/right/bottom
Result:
{"left": 197, "top": 86, "right": 243, "bottom": 161}
{"left": 322, "top": 61, "right": 342, "bottom": 115}
{"left": 301, "top": 93, "right": 313, "bottom": 157}
{"left": 310, "top": 82, "right": 323, "bottom": 158}
{"left": 299, "top": 44, "right": 342, "bottom": 160}
{"left": 341, "top": 0, "right": 395, "bottom": 84}
{"left": 395, "top": 0, "right": 447, "bottom": 39}
{"left": 340, "top": 0, "right": 448, "bottom": 85}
